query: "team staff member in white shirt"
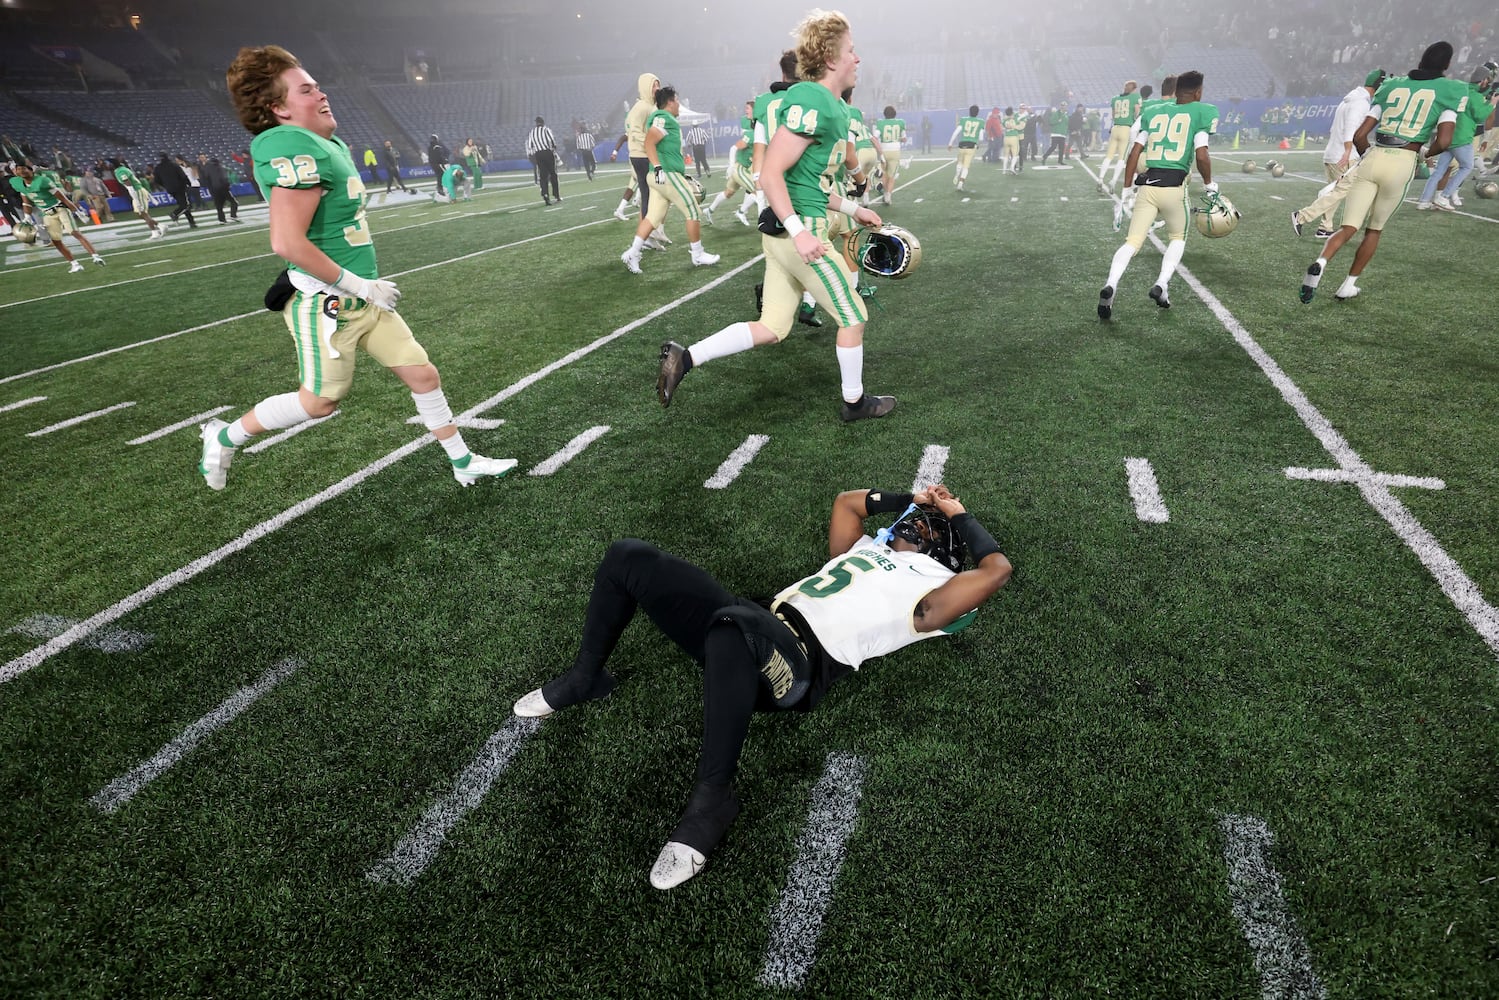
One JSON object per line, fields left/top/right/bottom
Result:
{"left": 1291, "top": 68, "right": 1386, "bottom": 238}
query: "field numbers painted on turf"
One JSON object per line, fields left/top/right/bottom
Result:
{"left": 8, "top": 614, "right": 153, "bottom": 654}
{"left": 90, "top": 658, "right": 300, "bottom": 813}
{"left": 26, "top": 400, "right": 136, "bottom": 438}
{"left": 705, "top": 434, "right": 770, "bottom": 489}
{"left": 128, "top": 405, "right": 235, "bottom": 446}
{"left": 368, "top": 717, "right": 541, "bottom": 886}
{"left": 912, "top": 444, "right": 949, "bottom": 493}
{"left": 529, "top": 425, "right": 609, "bottom": 476}
{"left": 1220, "top": 815, "right": 1328, "bottom": 1000}
{"left": 243, "top": 412, "right": 339, "bottom": 454}
{"left": 0, "top": 395, "right": 46, "bottom": 414}
{"left": 759, "top": 751, "right": 869, "bottom": 990}
{"left": 1125, "top": 457, "right": 1170, "bottom": 523}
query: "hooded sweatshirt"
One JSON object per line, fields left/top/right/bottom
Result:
{"left": 625, "top": 72, "right": 660, "bottom": 158}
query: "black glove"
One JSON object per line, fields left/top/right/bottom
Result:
{"left": 851, "top": 178, "right": 868, "bottom": 198}
{"left": 263, "top": 269, "right": 295, "bottom": 312}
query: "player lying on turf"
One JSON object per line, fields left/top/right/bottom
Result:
{"left": 513, "top": 483, "right": 1012, "bottom": 889}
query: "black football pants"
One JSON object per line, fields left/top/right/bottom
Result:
{"left": 544, "top": 539, "right": 777, "bottom": 786}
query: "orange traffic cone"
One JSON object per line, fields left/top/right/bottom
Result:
{"left": 89, "top": 208, "right": 101, "bottom": 226}
{"left": 1278, "top": 138, "right": 1290, "bottom": 150}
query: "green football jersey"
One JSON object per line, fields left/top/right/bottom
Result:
{"left": 441, "top": 163, "right": 464, "bottom": 198}
{"left": 1372, "top": 75, "right": 1469, "bottom": 144}
{"left": 753, "top": 89, "right": 794, "bottom": 147}
{"left": 251, "top": 125, "right": 376, "bottom": 279}
{"left": 848, "top": 106, "right": 875, "bottom": 151}
{"left": 1137, "top": 100, "right": 1219, "bottom": 173}
{"left": 1002, "top": 114, "right": 1024, "bottom": 138}
{"left": 875, "top": 117, "right": 906, "bottom": 145}
{"left": 114, "top": 164, "right": 149, "bottom": 193}
{"left": 735, "top": 115, "right": 754, "bottom": 167}
{"left": 1454, "top": 83, "right": 1493, "bottom": 146}
{"left": 955, "top": 116, "right": 984, "bottom": 145}
{"left": 10, "top": 173, "right": 65, "bottom": 211}
{"left": 647, "top": 109, "right": 685, "bottom": 174}
{"left": 774, "top": 80, "right": 850, "bottom": 218}
{"left": 1110, "top": 92, "right": 1141, "bottom": 127}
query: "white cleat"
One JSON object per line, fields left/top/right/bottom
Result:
{"left": 198, "top": 418, "right": 235, "bottom": 491}
{"left": 700, "top": 207, "right": 714, "bottom": 226}
{"left": 513, "top": 688, "right": 555, "bottom": 718}
{"left": 68, "top": 260, "right": 85, "bottom": 273}
{"left": 1415, "top": 201, "right": 1432, "bottom": 210}
{"left": 1450, "top": 193, "right": 1463, "bottom": 207}
{"left": 148, "top": 226, "right": 165, "bottom": 239}
{"left": 650, "top": 841, "right": 707, "bottom": 890}
{"left": 651, "top": 227, "right": 672, "bottom": 245}
{"left": 733, "top": 210, "right": 751, "bottom": 227}
{"left": 690, "top": 249, "right": 720, "bottom": 266}
{"left": 612, "top": 208, "right": 631, "bottom": 222}
{"left": 621, "top": 247, "right": 643, "bottom": 273}
{"left": 452, "top": 453, "right": 518, "bottom": 486}
{"left": 1432, "top": 193, "right": 1455, "bottom": 212}
{"left": 1335, "top": 285, "right": 1361, "bottom": 301}
{"left": 92, "top": 254, "right": 105, "bottom": 266}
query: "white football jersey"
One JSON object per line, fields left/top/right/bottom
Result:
{"left": 774, "top": 535, "right": 974, "bottom": 670}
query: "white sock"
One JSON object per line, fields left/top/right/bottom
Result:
{"left": 1155, "top": 239, "right": 1186, "bottom": 288}
{"left": 249, "top": 391, "right": 313, "bottom": 435}
{"left": 690, "top": 240, "right": 704, "bottom": 254}
{"left": 1106, "top": 243, "right": 1137, "bottom": 289}
{"left": 1304, "top": 257, "right": 1327, "bottom": 287}
{"left": 709, "top": 192, "right": 726, "bottom": 212}
{"left": 835, "top": 345, "right": 864, "bottom": 403}
{"left": 688, "top": 322, "right": 755, "bottom": 367}
{"left": 755, "top": 190, "right": 767, "bottom": 212}
{"left": 410, "top": 386, "right": 455, "bottom": 431}
{"left": 1337, "top": 275, "right": 1358, "bottom": 295}
{"left": 739, "top": 194, "right": 756, "bottom": 214}
{"left": 802, "top": 291, "right": 816, "bottom": 308}
{"left": 630, "top": 235, "right": 645, "bottom": 252}
{"left": 615, "top": 198, "right": 630, "bottom": 214}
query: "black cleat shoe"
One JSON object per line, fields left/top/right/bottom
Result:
{"left": 657, "top": 341, "right": 690, "bottom": 408}
{"left": 1299, "top": 260, "right": 1323, "bottom": 304}
{"left": 1097, "top": 285, "right": 1115, "bottom": 320}
{"left": 839, "top": 393, "right": 896, "bottom": 422}
{"left": 1314, "top": 228, "right": 1337, "bottom": 238}
{"left": 1148, "top": 284, "right": 1170, "bottom": 308}
{"left": 796, "top": 303, "right": 824, "bottom": 327}
{"left": 1290, "top": 210, "right": 1303, "bottom": 237}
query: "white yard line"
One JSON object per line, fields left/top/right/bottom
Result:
{"left": 8, "top": 614, "right": 152, "bottom": 654}
{"left": 0, "top": 395, "right": 46, "bottom": 413}
{"left": 1285, "top": 466, "right": 1445, "bottom": 490}
{"left": 0, "top": 255, "right": 765, "bottom": 684}
{"left": 704, "top": 434, "right": 770, "bottom": 489}
{"left": 367, "top": 717, "right": 541, "bottom": 885}
{"left": 1077, "top": 157, "right": 1499, "bottom": 658}
{"left": 528, "top": 425, "right": 610, "bottom": 476}
{"left": 1220, "top": 814, "right": 1328, "bottom": 1000}
{"left": 132, "top": 259, "right": 173, "bottom": 268}
{"left": 127, "top": 405, "right": 235, "bottom": 445}
{"left": 89, "top": 658, "right": 300, "bottom": 813}
{"left": 759, "top": 751, "right": 869, "bottom": 990}
{"left": 243, "top": 412, "right": 339, "bottom": 454}
{"left": 405, "top": 414, "right": 506, "bottom": 430}
{"left": 25, "top": 400, "right": 135, "bottom": 437}
{"left": 1124, "top": 457, "right": 1171, "bottom": 523}
{"left": 911, "top": 444, "right": 949, "bottom": 492}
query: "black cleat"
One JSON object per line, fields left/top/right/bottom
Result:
{"left": 1097, "top": 285, "right": 1115, "bottom": 320}
{"left": 1148, "top": 284, "right": 1170, "bottom": 308}
{"left": 657, "top": 341, "right": 690, "bottom": 408}
{"left": 839, "top": 393, "right": 896, "bottom": 422}
{"left": 796, "top": 302, "right": 824, "bottom": 327}
{"left": 1290, "top": 210, "right": 1303, "bottom": 237}
{"left": 1299, "top": 260, "right": 1323, "bottom": 304}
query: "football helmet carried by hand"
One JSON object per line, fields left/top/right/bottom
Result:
{"left": 840, "top": 224, "right": 923, "bottom": 279}
{"left": 1193, "top": 190, "right": 1242, "bottom": 237}
{"left": 12, "top": 221, "right": 37, "bottom": 244}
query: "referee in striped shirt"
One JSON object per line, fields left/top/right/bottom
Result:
{"left": 526, "top": 116, "right": 561, "bottom": 205}
{"left": 575, "top": 124, "right": 597, "bottom": 180}
{"left": 685, "top": 123, "right": 710, "bottom": 179}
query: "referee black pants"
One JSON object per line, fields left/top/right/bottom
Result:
{"left": 631, "top": 155, "right": 651, "bottom": 217}
{"left": 541, "top": 539, "right": 785, "bottom": 788}
{"left": 534, "top": 151, "right": 559, "bottom": 202}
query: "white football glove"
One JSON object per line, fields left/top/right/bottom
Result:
{"left": 335, "top": 269, "right": 402, "bottom": 312}
{"left": 1203, "top": 181, "right": 1219, "bottom": 195}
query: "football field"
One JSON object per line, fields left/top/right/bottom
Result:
{"left": 2, "top": 151, "right": 1496, "bottom": 997}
